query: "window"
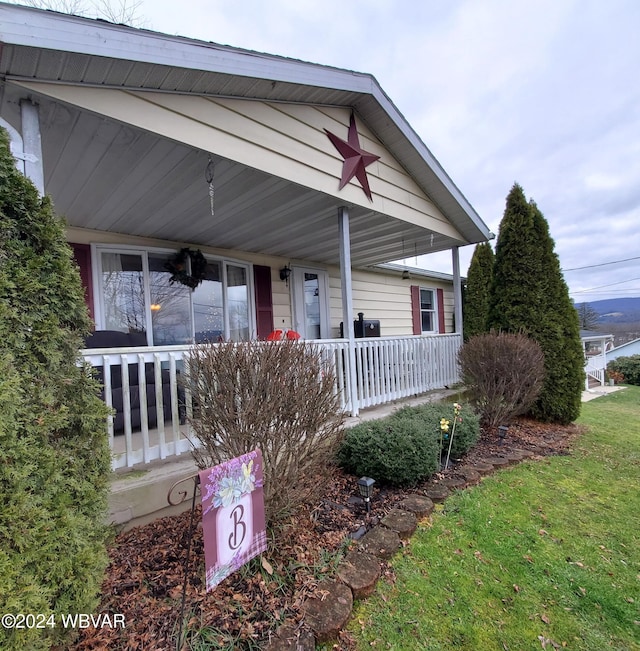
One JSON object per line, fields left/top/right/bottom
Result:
{"left": 95, "top": 246, "right": 253, "bottom": 345}
{"left": 419, "top": 288, "right": 437, "bottom": 333}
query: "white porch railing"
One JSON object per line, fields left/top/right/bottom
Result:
{"left": 81, "top": 334, "right": 461, "bottom": 470}
{"left": 81, "top": 344, "right": 194, "bottom": 470}
{"left": 585, "top": 353, "right": 607, "bottom": 388}
{"left": 313, "top": 334, "right": 461, "bottom": 411}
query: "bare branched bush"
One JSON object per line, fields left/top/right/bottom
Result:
{"left": 458, "top": 332, "right": 545, "bottom": 430}
{"left": 184, "top": 340, "right": 344, "bottom": 523}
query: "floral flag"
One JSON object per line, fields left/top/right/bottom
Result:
{"left": 199, "top": 449, "right": 267, "bottom": 591}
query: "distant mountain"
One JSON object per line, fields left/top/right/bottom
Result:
{"left": 578, "top": 298, "right": 640, "bottom": 324}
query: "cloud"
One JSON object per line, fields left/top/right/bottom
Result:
{"left": 145, "top": 0, "right": 640, "bottom": 299}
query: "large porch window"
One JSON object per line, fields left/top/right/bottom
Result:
{"left": 95, "top": 246, "right": 253, "bottom": 345}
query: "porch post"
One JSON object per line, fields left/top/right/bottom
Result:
{"left": 20, "top": 99, "right": 45, "bottom": 196}
{"left": 452, "top": 246, "right": 463, "bottom": 337}
{"left": 338, "top": 206, "right": 359, "bottom": 417}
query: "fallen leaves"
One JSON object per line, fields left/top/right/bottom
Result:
{"left": 261, "top": 556, "right": 274, "bottom": 575}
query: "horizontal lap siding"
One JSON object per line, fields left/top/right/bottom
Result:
{"left": 18, "top": 81, "right": 461, "bottom": 237}
{"left": 328, "top": 268, "right": 454, "bottom": 338}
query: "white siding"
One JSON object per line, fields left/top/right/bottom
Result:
{"left": 327, "top": 267, "right": 454, "bottom": 338}
{"left": 20, "top": 81, "right": 462, "bottom": 239}
{"left": 608, "top": 339, "right": 640, "bottom": 361}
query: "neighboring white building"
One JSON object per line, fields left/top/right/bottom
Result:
{"left": 581, "top": 330, "right": 614, "bottom": 389}
{"left": 607, "top": 338, "right": 640, "bottom": 362}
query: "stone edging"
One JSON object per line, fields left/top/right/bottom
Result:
{"left": 263, "top": 448, "right": 540, "bottom": 650}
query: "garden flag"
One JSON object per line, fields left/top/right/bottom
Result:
{"left": 199, "top": 449, "right": 267, "bottom": 591}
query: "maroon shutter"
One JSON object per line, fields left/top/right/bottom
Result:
{"left": 70, "top": 243, "right": 94, "bottom": 324}
{"left": 253, "top": 265, "right": 274, "bottom": 340}
{"left": 410, "top": 285, "right": 421, "bottom": 335}
{"left": 437, "top": 288, "right": 445, "bottom": 334}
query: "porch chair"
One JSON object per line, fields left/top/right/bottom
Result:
{"left": 83, "top": 330, "right": 185, "bottom": 433}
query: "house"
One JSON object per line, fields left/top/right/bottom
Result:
{"left": 0, "top": 3, "right": 492, "bottom": 470}
{"left": 607, "top": 337, "right": 640, "bottom": 363}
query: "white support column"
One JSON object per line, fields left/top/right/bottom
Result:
{"left": 339, "top": 206, "right": 359, "bottom": 417}
{"left": 452, "top": 246, "right": 463, "bottom": 337}
{"left": 20, "top": 99, "right": 44, "bottom": 196}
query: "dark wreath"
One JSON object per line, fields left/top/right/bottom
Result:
{"left": 164, "top": 248, "right": 207, "bottom": 289}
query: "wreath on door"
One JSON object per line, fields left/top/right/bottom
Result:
{"left": 165, "top": 248, "right": 207, "bottom": 289}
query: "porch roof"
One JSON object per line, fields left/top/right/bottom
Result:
{"left": 0, "top": 3, "right": 492, "bottom": 267}
{"left": 580, "top": 330, "right": 614, "bottom": 343}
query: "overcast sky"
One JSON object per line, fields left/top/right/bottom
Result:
{"left": 45, "top": 0, "right": 640, "bottom": 302}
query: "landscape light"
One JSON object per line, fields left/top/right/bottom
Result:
{"left": 357, "top": 476, "right": 376, "bottom": 513}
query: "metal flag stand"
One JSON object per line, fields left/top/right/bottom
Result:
{"left": 167, "top": 473, "right": 201, "bottom": 650}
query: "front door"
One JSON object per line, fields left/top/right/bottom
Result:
{"left": 292, "top": 267, "right": 329, "bottom": 339}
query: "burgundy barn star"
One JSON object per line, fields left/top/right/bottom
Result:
{"left": 325, "top": 113, "right": 380, "bottom": 201}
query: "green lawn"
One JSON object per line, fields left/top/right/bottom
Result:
{"left": 340, "top": 386, "right": 640, "bottom": 650}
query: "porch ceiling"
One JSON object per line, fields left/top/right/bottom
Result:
{"left": 0, "top": 83, "right": 458, "bottom": 267}
{"left": 0, "top": 4, "right": 493, "bottom": 267}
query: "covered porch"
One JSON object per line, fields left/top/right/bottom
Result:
{"left": 0, "top": 3, "right": 492, "bottom": 471}
{"left": 581, "top": 330, "right": 614, "bottom": 389}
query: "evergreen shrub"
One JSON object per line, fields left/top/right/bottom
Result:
{"left": 337, "top": 418, "right": 439, "bottom": 486}
{"left": 0, "top": 128, "right": 111, "bottom": 651}
{"left": 390, "top": 402, "right": 480, "bottom": 459}
{"left": 487, "top": 184, "right": 584, "bottom": 424}
{"left": 463, "top": 242, "right": 494, "bottom": 340}
{"left": 607, "top": 356, "right": 640, "bottom": 386}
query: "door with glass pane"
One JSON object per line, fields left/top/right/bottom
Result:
{"left": 292, "top": 267, "right": 329, "bottom": 339}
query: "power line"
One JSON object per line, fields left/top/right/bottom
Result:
{"left": 571, "top": 276, "right": 640, "bottom": 294}
{"left": 562, "top": 255, "right": 640, "bottom": 272}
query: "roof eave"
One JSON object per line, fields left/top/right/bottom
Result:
{"left": 0, "top": 2, "right": 492, "bottom": 246}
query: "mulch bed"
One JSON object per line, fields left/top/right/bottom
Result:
{"left": 67, "top": 418, "right": 582, "bottom": 651}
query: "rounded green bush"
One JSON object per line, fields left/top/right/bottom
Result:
{"left": 390, "top": 402, "right": 480, "bottom": 460}
{"left": 337, "top": 418, "right": 439, "bottom": 486}
{"left": 607, "top": 356, "right": 640, "bottom": 386}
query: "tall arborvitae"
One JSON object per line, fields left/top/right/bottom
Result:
{"left": 463, "top": 242, "right": 494, "bottom": 340}
{"left": 527, "top": 201, "right": 584, "bottom": 423}
{"left": 487, "top": 183, "right": 583, "bottom": 424}
{"left": 0, "top": 128, "right": 111, "bottom": 651}
{"left": 487, "top": 183, "right": 546, "bottom": 330}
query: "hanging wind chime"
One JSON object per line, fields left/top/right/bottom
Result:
{"left": 205, "top": 154, "right": 215, "bottom": 216}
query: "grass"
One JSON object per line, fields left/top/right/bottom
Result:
{"left": 337, "top": 386, "right": 640, "bottom": 651}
